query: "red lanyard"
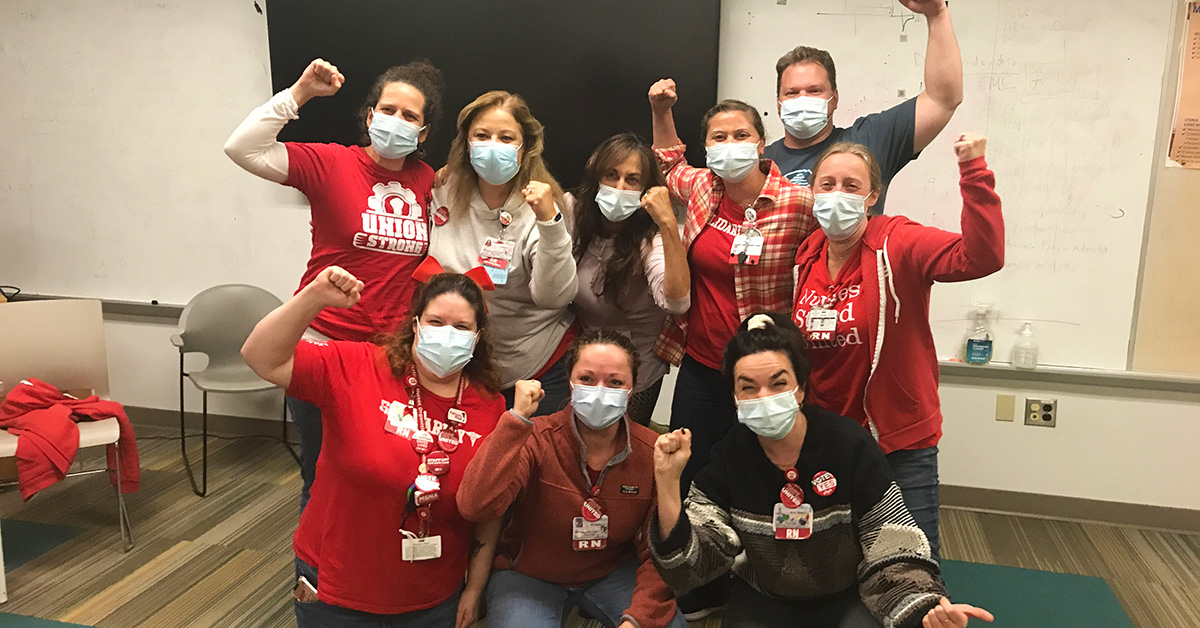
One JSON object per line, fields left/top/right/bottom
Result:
{"left": 405, "top": 365, "right": 468, "bottom": 537}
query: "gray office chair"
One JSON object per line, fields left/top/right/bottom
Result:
{"left": 171, "top": 284, "right": 298, "bottom": 497}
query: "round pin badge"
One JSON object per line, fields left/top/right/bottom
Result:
{"left": 499, "top": 210, "right": 513, "bottom": 226}
{"left": 744, "top": 207, "right": 757, "bottom": 223}
{"left": 406, "top": 375, "right": 418, "bottom": 388}
{"left": 437, "top": 428, "right": 460, "bottom": 453}
{"left": 415, "top": 473, "right": 440, "bottom": 493}
{"left": 581, "top": 498, "right": 604, "bottom": 522}
{"left": 780, "top": 483, "right": 805, "bottom": 509}
{"left": 416, "top": 506, "right": 432, "bottom": 521}
{"left": 425, "top": 451, "right": 451, "bottom": 476}
{"left": 812, "top": 471, "right": 837, "bottom": 497}
{"left": 411, "top": 430, "right": 435, "bottom": 455}
{"left": 432, "top": 206, "right": 450, "bottom": 226}
{"left": 784, "top": 468, "right": 799, "bottom": 482}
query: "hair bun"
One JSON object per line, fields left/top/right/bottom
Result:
{"left": 747, "top": 314, "right": 774, "bottom": 331}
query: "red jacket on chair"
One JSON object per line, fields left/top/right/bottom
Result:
{"left": 0, "top": 378, "right": 139, "bottom": 499}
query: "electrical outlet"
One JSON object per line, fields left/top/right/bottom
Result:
{"left": 1024, "top": 398, "right": 1057, "bottom": 427}
{"left": 995, "top": 394, "right": 1015, "bottom": 421}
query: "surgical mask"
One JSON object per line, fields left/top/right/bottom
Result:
{"left": 571, "top": 384, "right": 629, "bottom": 430}
{"left": 706, "top": 142, "right": 759, "bottom": 183}
{"left": 737, "top": 388, "right": 800, "bottom": 440}
{"left": 779, "top": 96, "right": 830, "bottom": 140}
{"left": 595, "top": 184, "right": 643, "bottom": 222}
{"left": 415, "top": 325, "right": 478, "bottom": 378}
{"left": 470, "top": 141, "right": 521, "bottom": 185}
{"left": 369, "top": 113, "right": 423, "bottom": 159}
{"left": 813, "top": 191, "right": 868, "bottom": 239}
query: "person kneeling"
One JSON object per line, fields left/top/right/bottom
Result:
{"left": 650, "top": 312, "right": 994, "bottom": 628}
{"left": 458, "top": 329, "right": 687, "bottom": 628}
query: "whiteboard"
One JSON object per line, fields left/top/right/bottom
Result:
{"left": 719, "top": 0, "right": 1174, "bottom": 370}
{"left": 0, "top": 0, "right": 310, "bottom": 306}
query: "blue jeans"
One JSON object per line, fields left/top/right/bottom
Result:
{"left": 724, "top": 577, "right": 880, "bottom": 627}
{"left": 885, "top": 446, "right": 941, "bottom": 561}
{"left": 293, "top": 557, "right": 460, "bottom": 628}
{"left": 485, "top": 561, "right": 687, "bottom": 628}
{"left": 503, "top": 353, "right": 571, "bottom": 417}
{"left": 287, "top": 396, "right": 322, "bottom": 513}
{"left": 668, "top": 355, "right": 737, "bottom": 499}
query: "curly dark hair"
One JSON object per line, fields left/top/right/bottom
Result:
{"left": 571, "top": 133, "right": 667, "bottom": 308}
{"left": 359, "top": 60, "right": 445, "bottom": 158}
{"left": 380, "top": 272, "right": 501, "bottom": 395}
{"left": 722, "top": 312, "right": 812, "bottom": 393}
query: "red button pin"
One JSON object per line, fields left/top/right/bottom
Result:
{"left": 437, "top": 428, "right": 460, "bottom": 453}
{"left": 785, "top": 468, "right": 799, "bottom": 482}
{"left": 581, "top": 498, "right": 604, "bottom": 522}
{"left": 412, "top": 430, "right": 435, "bottom": 454}
{"left": 780, "top": 483, "right": 805, "bottom": 509}
{"left": 812, "top": 471, "right": 837, "bottom": 497}
{"left": 425, "top": 451, "right": 451, "bottom": 476}
{"left": 433, "top": 206, "right": 450, "bottom": 226}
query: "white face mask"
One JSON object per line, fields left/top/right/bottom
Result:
{"left": 415, "top": 325, "right": 478, "bottom": 378}
{"left": 736, "top": 387, "right": 800, "bottom": 440}
{"left": 369, "top": 113, "right": 424, "bottom": 159}
{"left": 571, "top": 384, "right": 629, "bottom": 431}
{"left": 779, "top": 96, "right": 830, "bottom": 140}
{"left": 705, "top": 142, "right": 759, "bottom": 183}
{"left": 595, "top": 184, "right": 643, "bottom": 222}
{"left": 813, "top": 191, "right": 867, "bottom": 239}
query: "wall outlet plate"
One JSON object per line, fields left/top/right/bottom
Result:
{"left": 995, "top": 394, "right": 1016, "bottom": 421}
{"left": 1024, "top": 398, "right": 1057, "bottom": 427}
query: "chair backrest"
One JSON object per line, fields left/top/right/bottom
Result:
{"left": 175, "top": 284, "right": 283, "bottom": 369}
{"left": 0, "top": 299, "right": 109, "bottom": 397}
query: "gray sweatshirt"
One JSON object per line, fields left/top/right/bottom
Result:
{"left": 429, "top": 179, "right": 578, "bottom": 388}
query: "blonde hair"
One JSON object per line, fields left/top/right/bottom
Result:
{"left": 443, "top": 90, "right": 565, "bottom": 211}
{"left": 814, "top": 142, "right": 882, "bottom": 195}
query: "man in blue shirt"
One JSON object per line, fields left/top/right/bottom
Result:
{"left": 764, "top": 0, "right": 963, "bottom": 214}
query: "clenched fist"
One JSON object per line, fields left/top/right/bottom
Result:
{"left": 640, "top": 186, "right": 675, "bottom": 229}
{"left": 303, "top": 266, "right": 363, "bottom": 309}
{"left": 522, "top": 181, "right": 557, "bottom": 222}
{"left": 512, "top": 379, "right": 545, "bottom": 419}
{"left": 291, "top": 58, "right": 345, "bottom": 106}
{"left": 953, "top": 133, "right": 987, "bottom": 163}
{"left": 653, "top": 428, "right": 692, "bottom": 481}
{"left": 648, "top": 79, "right": 678, "bottom": 115}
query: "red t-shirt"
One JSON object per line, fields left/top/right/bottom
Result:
{"left": 288, "top": 339, "right": 503, "bottom": 615}
{"left": 685, "top": 196, "right": 745, "bottom": 369}
{"left": 285, "top": 143, "right": 434, "bottom": 342}
{"left": 793, "top": 247, "right": 871, "bottom": 424}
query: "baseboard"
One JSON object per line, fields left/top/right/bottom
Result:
{"left": 941, "top": 485, "right": 1200, "bottom": 534}
{"left": 128, "top": 405, "right": 297, "bottom": 440}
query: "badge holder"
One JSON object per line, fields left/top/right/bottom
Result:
{"left": 728, "top": 206, "right": 763, "bottom": 265}
{"left": 479, "top": 210, "right": 516, "bottom": 285}
{"left": 806, "top": 307, "right": 838, "bottom": 342}
{"left": 572, "top": 488, "right": 610, "bottom": 551}
{"left": 774, "top": 468, "right": 814, "bottom": 540}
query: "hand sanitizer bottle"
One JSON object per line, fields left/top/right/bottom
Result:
{"left": 1011, "top": 321, "right": 1038, "bottom": 369}
{"left": 963, "top": 304, "right": 994, "bottom": 365}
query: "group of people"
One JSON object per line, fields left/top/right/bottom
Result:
{"left": 230, "top": 1, "right": 1006, "bottom": 626}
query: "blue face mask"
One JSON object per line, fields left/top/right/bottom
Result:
{"left": 595, "top": 184, "right": 643, "bottom": 222}
{"left": 470, "top": 141, "right": 522, "bottom": 185}
{"left": 736, "top": 388, "right": 800, "bottom": 440}
{"left": 705, "top": 142, "right": 759, "bottom": 183}
{"left": 369, "top": 113, "right": 423, "bottom": 159}
{"left": 415, "top": 325, "right": 478, "bottom": 378}
{"left": 779, "top": 96, "right": 830, "bottom": 140}
{"left": 813, "top": 191, "right": 867, "bottom": 239}
{"left": 571, "top": 384, "right": 629, "bottom": 431}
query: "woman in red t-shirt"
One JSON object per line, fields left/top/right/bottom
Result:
{"left": 225, "top": 58, "right": 445, "bottom": 512}
{"left": 791, "top": 135, "right": 1004, "bottom": 560}
{"left": 242, "top": 260, "right": 505, "bottom": 627}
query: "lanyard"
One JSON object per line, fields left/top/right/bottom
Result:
{"left": 404, "top": 365, "right": 468, "bottom": 537}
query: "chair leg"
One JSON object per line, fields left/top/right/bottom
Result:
{"left": 282, "top": 397, "right": 300, "bottom": 466}
{"left": 113, "top": 440, "right": 135, "bottom": 552}
{"left": 179, "top": 356, "right": 208, "bottom": 497}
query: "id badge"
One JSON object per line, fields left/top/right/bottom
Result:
{"left": 384, "top": 402, "right": 415, "bottom": 438}
{"left": 806, "top": 308, "right": 837, "bottom": 333}
{"left": 401, "top": 535, "right": 443, "bottom": 561}
{"left": 773, "top": 502, "right": 813, "bottom": 540}
{"left": 478, "top": 238, "right": 516, "bottom": 285}
{"left": 571, "top": 515, "right": 609, "bottom": 551}
{"left": 728, "top": 229, "right": 763, "bottom": 265}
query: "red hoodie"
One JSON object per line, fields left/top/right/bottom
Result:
{"left": 792, "top": 157, "right": 1004, "bottom": 453}
{"left": 0, "top": 378, "right": 139, "bottom": 499}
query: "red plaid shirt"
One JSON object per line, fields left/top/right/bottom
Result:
{"left": 653, "top": 144, "right": 815, "bottom": 366}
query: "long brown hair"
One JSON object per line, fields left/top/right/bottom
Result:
{"left": 571, "top": 133, "right": 666, "bottom": 308}
{"left": 442, "top": 90, "right": 566, "bottom": 211}
{"left": 381, "top": 273, "right": 502, "bottom": 395}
